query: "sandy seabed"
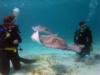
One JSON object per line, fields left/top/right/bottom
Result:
{"left": 7, "top": 44, "right": 100, "bottom": 75}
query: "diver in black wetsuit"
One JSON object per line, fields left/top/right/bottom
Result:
{"left": 74, "top": 21, "right": 93, "bottom": 62}
{"left": 0, "top": 15, "right": 36, "bottom": 75}
{"left": 0, "top": 15, "right": 22, "bottom": 75}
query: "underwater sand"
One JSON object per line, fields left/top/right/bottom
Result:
{"left": 9, "top": 42, "right": 100, "bottom": 75}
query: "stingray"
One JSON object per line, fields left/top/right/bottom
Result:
{"left": 31, "top": 25, "right": 80, "bottom": 52}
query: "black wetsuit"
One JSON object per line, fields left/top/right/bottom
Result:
{"left": 74, "top": 26, "right": 93, "bottom": 57}
{"left": 0, "top": 24, "right": 22, "bottom": 75}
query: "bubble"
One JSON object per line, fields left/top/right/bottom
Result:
{"left": 12, "top": 7, "right": 20, "bottom": 17}
{"left": 86, "top": 0, "right": 98, "bottom": 22}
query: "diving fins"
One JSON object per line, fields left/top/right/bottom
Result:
{"left": 19, "top": 57, "right": 36, "bottom": 64}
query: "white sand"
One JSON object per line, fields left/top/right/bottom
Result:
{"left": 8, "top": 45, "right": 100, "bottom": 75}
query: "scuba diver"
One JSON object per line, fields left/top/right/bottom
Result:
{"left": 0, "top": 15, "right": 22, "bottom": 75}
{"left": 74, "top": 21, "right": 93, "bottom": 63}
{"left": 0, "top": 15, "right": 35, "bottom": 75}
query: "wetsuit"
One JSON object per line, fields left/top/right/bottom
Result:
{"left": 0, "top": 24, "right": 22, "bottom": 75}
{"left": 74, "top": 26, "right": 93, "bottom": 58}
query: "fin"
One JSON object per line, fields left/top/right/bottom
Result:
{"left": 19, "top": 57, "right": 36, "bottom": 64}
{"left": 31, "top": 31, "right": 41, "bottom": 44}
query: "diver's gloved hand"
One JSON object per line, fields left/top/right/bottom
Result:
{"left": 13, "top": 39, "right": 19, "bottom": 44}
{"left": 78, "top": 45, "right": 85, "bottom": 48}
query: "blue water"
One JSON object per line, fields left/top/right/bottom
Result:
{"left": 0, "top": 0, "right": 100, "bottom": 55}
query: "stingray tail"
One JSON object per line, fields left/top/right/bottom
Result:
{"left": 62, "top": 45, "right": 81, "bottom": 53}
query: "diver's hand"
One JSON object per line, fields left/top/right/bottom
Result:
{"left": 78, "top": 45, "right": 85, "bottom": 48}
{"left": 13, "top": 39, "right": 19, "bottom": 44}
